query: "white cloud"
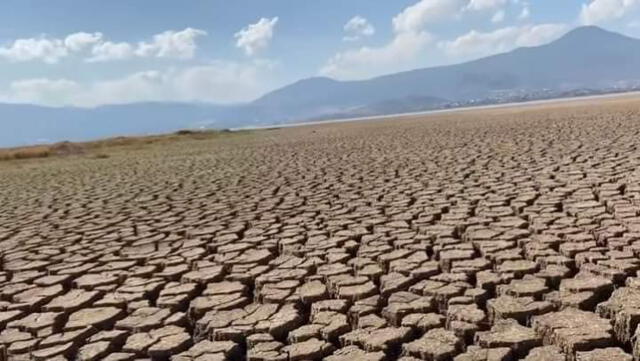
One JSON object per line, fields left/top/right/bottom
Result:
{"left": 492, "top": 10, "right": 506, "bottom": 23}
{"left": 84, "top": 71, "right": 168, "bottom": 105}
{"left": 0, "top": 38, "right": 68, "bottom": 64}
{"left": 0, "top": 28, "right": 207, "bottom": 64}
{"left": 511, "top": 0, "right": 530, "bottom": 19}
{"left": 172, "top": 61, "right": 275, "bottom": 103}
{"left": 88, "top": 41, "right": 134, "bottom": 62}
{"left": 324, "top": 0, "right": 539, "bottom": 80}
{"left": 321, "top": 31, "right": 433, "bottom": 80}
{"left": 516, "top": 24, "right": 569, "bottom": 46}
{"left": 466, "top": 0, "right": 508, "bottom": 11}
{"left": 580, "top": 0, "right": 640, "bottom": 24}
{"left": 322, "top": 0, "right": 462, "bottom": 80}
{"left": 0, "top": 33, "right": 104, "bottom": 64}
{"left": 235, "top": 17, "right": 279, "bottom": 56}
{"left": 64, "top": 32, "right": 103, "bottom": 52}
{"left": 1, "top": 61, "right": 276, "bottom": 107}
{"left": 136, "top": 28, "right": 207, "bottom": 59}
{"left": 9, "top": 78, "right": 82, "bottom": 106}
{"left": 439, "top": 24, "right": 568, "bottom": 59}
{"left": 343, "top": 16, "right": 375, "bottom": 41}
{"left": 393, "top": 0, "right": 466, "bottom": 33}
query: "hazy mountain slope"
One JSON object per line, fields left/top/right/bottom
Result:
{"left": 255, "top": 26, "right": 640, "bottom": 111}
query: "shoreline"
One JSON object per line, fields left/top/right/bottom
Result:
{"left": 231, "top": 90, "right": 640, "bottom": 131}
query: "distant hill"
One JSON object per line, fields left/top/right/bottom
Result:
{"left": 2, "top": 26, "right": 640, "bottom": 147}
{"left": 254, "top": 26, "right": 640, "bottom": 119}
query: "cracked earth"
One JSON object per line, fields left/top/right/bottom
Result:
{"left": 2, "top": 96, "right": 640, "bottom": 361}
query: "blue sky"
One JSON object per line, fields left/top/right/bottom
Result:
{"left": 0, "top": 0, "right": 638, "bottom": 107}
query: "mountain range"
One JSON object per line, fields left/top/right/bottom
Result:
{"left": 2, "top": 26, "right": 640, "bottom": 147}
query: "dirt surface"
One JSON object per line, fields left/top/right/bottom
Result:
{"left": 2, "top": 95, "right": 640, "bottom": 360}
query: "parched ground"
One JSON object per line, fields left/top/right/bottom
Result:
{"left": 2, "top": 95, "right": 640, "bottom": 361}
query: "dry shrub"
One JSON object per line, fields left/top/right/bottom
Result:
{"left": 50, "top": 141, "right": 85, "bottom": 156}
{"left": 175, "top": 129, "right": 196, "bottom": 135}
{"left": 0, "top": 129, "right": 237, "bottom": 162}
{"left": 0, "top": 146, "right": 53, "bottom": 160}
{"left": 0, "top": 141, "right": 86, "bottom": 161}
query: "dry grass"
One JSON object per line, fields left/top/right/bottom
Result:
{"left": 0, "top": 129, "right": 241, "bottom": 162}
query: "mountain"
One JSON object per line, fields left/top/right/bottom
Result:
{"left": 2, "top": 26, "right": 640, "bottom": 147}
{"left": 255, "top": 26, "right": 640, "bottom": 118}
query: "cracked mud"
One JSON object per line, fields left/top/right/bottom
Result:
{"left": 2, "top": 97, "right": 640, "bottom": 360}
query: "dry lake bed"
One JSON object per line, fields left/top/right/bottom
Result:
{"left": 2, "top": 95, "right": 640, "bottom": 360}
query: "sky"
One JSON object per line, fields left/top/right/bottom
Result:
{"left": 0, "top": 0, "right": 638, "bottom": 108}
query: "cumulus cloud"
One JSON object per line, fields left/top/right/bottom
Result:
{"left": 321, "top": 31, "right": 433, "bottom": 79}
{"left": 466, "top": 0, "right": 508, "bottom": 11}
{"left": 9, "top": 78, "right": 82, "bottom": 106}
{"left": 0, "top": 28, "right": 207, "bottom": 63}
{"left": 88, "top": 41, "right": 134, "bottom": 62}
{"left": 1, "top": 61, "right": 276, "bottom": 107}
{"left": 136, "top": 28, "right": 207, "bottom": 59}
{"left": 80, "top": 71, "right": 171, "bottom": 105}
{"left": 171, "top": 61, "right": 275, "bottom": 103}
{"left": 64, "top": 32, "right": 103, "bottom": 52}
{"left": 322, "top": 0, "right": 461, "bottom": 80}
{"left": 0, "top": 37, "right": 69, "bottom": 64}
{"left": 439, "top": 24, "right": 568, "bottom": 59}
{"left": 393, "top": 0, "right": 466, "bottom": 33}
{"left": 492, "top": 10, "right": 506, "bottom": 23}
{"left": 322, "top": 0, "right": 532, "bottom": 80}
{"left": 235, "top": 17, "right": 279, "bottom": 56}
{"left": 580, "top": 0, "right": 640, "bottom": 25}
{"left": 343, "top": 16, "right": 375, "bottom": 41}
